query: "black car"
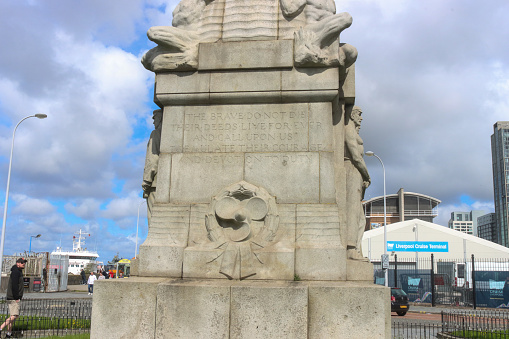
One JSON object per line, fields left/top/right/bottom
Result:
{"left": 391, "top": 287, "right": 410, "bottom": 316}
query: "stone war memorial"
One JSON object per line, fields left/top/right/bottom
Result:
{"left": 91, "top": 0, "right": 390, "bottom": 337}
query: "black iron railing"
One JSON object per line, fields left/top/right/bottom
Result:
{"left": 0, "top": 298, "right": 91, "bottom": 338}
{"left": 374, "top": 255, "right": 509, "bottom": 309}
{"left": 393, "top": 309, "right": 509, "bottom": 338}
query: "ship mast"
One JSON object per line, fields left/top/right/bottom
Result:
{"left": 73, "top": 229, "right": 90, "bottom": 252}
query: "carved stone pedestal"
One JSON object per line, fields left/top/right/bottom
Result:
{"left": 91, "top": 21, "right": 390, "bottom": 337}
{"left": 91, "top": 278, "right": 390, "bottom": 339}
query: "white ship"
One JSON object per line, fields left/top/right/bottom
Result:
{"left": 51, "top": 229, "right": 99, "bottom": 275}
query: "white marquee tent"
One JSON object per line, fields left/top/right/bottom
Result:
{"left": 362, "top": 219, "right": 509, "bottom": 262}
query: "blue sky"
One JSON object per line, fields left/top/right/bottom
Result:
{"left": 0, "top": 0, "right": 508, "bottom": 263}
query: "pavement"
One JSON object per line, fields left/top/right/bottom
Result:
{"left": 408, "top": 303, "right": 497, "bottom": 314}
{"left": 22, "top": 284, "right": 92, "bottom": 299}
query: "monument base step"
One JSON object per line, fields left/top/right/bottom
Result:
{"left": 91, "top": 278, "right": 390, "bottom": 339}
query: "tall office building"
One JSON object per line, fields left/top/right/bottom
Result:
{"left": 477, "top": 213, "right": 497, "bottom": 242}
{"left": 448, "top": 210, "right": 485, "bottom": 235}
{"left": 491, "top": 121, "right": 509, "bottom": 247}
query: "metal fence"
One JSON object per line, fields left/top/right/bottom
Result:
{"left": 0, "top": 298, "right": 91, "bottom": 338}
{"left": 374, "top": 254, "right": 509, "bottom": 309}
{"left": 393, "top": 309, "right": 509, "bottom": 338}
{"left": 1, "top": 253, "right": 69, "bottom": 293}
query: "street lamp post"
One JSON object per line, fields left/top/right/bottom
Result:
{"left": 29, "top": 234, "right": 42, "bottom": 253}
{"left": 365, "top": 151, "right": 388, "bottom": 287}
{"left": 135, "top": 200, "right": 145, "bottom": 259}
{"left": 413, "top": 224, "right": 419, "bottom": 272}
{"left": 0, "top": 114, "right": 47, "bottom": 286}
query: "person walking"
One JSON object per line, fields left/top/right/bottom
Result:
{"left": 0, "top": 258, "right": 27, "bottom": 338}
{"left": 87, "top": 271, "right": 97, "bottom": 295}
{"left": 80, "top": 269, "right": 86, "bottom": 285}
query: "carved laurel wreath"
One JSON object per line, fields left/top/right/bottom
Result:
{"left": 205, "top": 181, "right": 279, "bottom": 279}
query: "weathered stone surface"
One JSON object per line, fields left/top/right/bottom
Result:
{"left": 154, "top": 66, "right": 343, "bottom": 106}
{"left": 199, "top": 40, "right": 293, "bottom": 70}
{"left": 154, "top": 153, "right": 171, "bottom": 203}
{"left": 281, "top": 67, "right": 339, "bottom": 91}
{"left": 245, "top": 152, "right": 320, "bottom": 203}
{"left": 156, "top": 72, "right": 210, "bottom": 94}
{"left": 295, "top": 246, "right": 346, "bottom": 281}
{"left": 91, "top": 278, "right": 165, "bottom": 339}
{"left": 294, "top": 204, "right": 345, "bottom": 280}
{"left": 137, "top": 245, "right": 184, "bottom": 277}
{"left": 309, "top": 102, "right": 333, "bottom": 152}
{"left": 156, "top": 280, "right": 231, "bottom": 339}
{"left": 210, "top": 70, "right": 281, "bottom": 93}
{"left": 138, "top": 204, "right": 190, "bottom": 277}
{"left": 160, "top": 106, "right": 184, "bottom": 153}
{"left": 308, "top": 282, "right": 390, "bottom": 338}
{"left": 296, "top": 204, "right": 341, "bottom": 244}
{"left": 347, "top": 259, "right": 374, "bottom": 281}
{"left": 341, "top": 64, "right": 356, "bottom": 104}
{"left": 169, "top": 153, "right": 244, "bottom": 203}
{"left": 230, "top": 282, "right": 308, "bottom": 339}
{"left": 319, "top": 152, "right": 336, "bottom": 203}
{"left": 93, "top": 279, "right": 389, "bottom": 339}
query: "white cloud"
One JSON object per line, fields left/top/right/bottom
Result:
{"left": 11, "top": 194, "right": 56, "bottom": 216}
{"left": 101, "top": 192, "right": 146, "bottom": 221}
{"left": 64, "top": 199, "right": 102, "bottom": 220}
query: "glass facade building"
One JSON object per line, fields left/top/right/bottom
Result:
{"left": 477, "top": 212, "right": 497, "bottom": 242}
{"left": 491, "top": 121, "right": 509, "bottom": 247}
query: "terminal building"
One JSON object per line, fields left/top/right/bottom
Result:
{"left": 362, "top": 188, "right": 441, "bottom": 231}
{"left": 362, "top": 219, "right": 509, "bottom": 261}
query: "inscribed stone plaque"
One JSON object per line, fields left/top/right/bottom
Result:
{"left": 309, "top": 102, "right": 333, "bottom": 152}
{"left": 180, "top": 104, "right": 310, "bottom": 153}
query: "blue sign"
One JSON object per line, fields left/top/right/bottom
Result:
{"left": 387, "top": 241, "right": 448, "bottom": 252}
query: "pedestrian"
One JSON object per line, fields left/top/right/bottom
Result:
{"left": 80, "top": 268, "right": 86, "bottom": 285}
{"left": 0, "top": 257, "right": 27, "bottom": 338}
{"left": 87, "top": 271, "right": 97, "bottom": 295}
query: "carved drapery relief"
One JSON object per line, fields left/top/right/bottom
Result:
{"left": 205, "top": 181, "right": 279, "bottom": 279}
{"left": 141, "top": 0, "right": 357, "bottom": 71}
